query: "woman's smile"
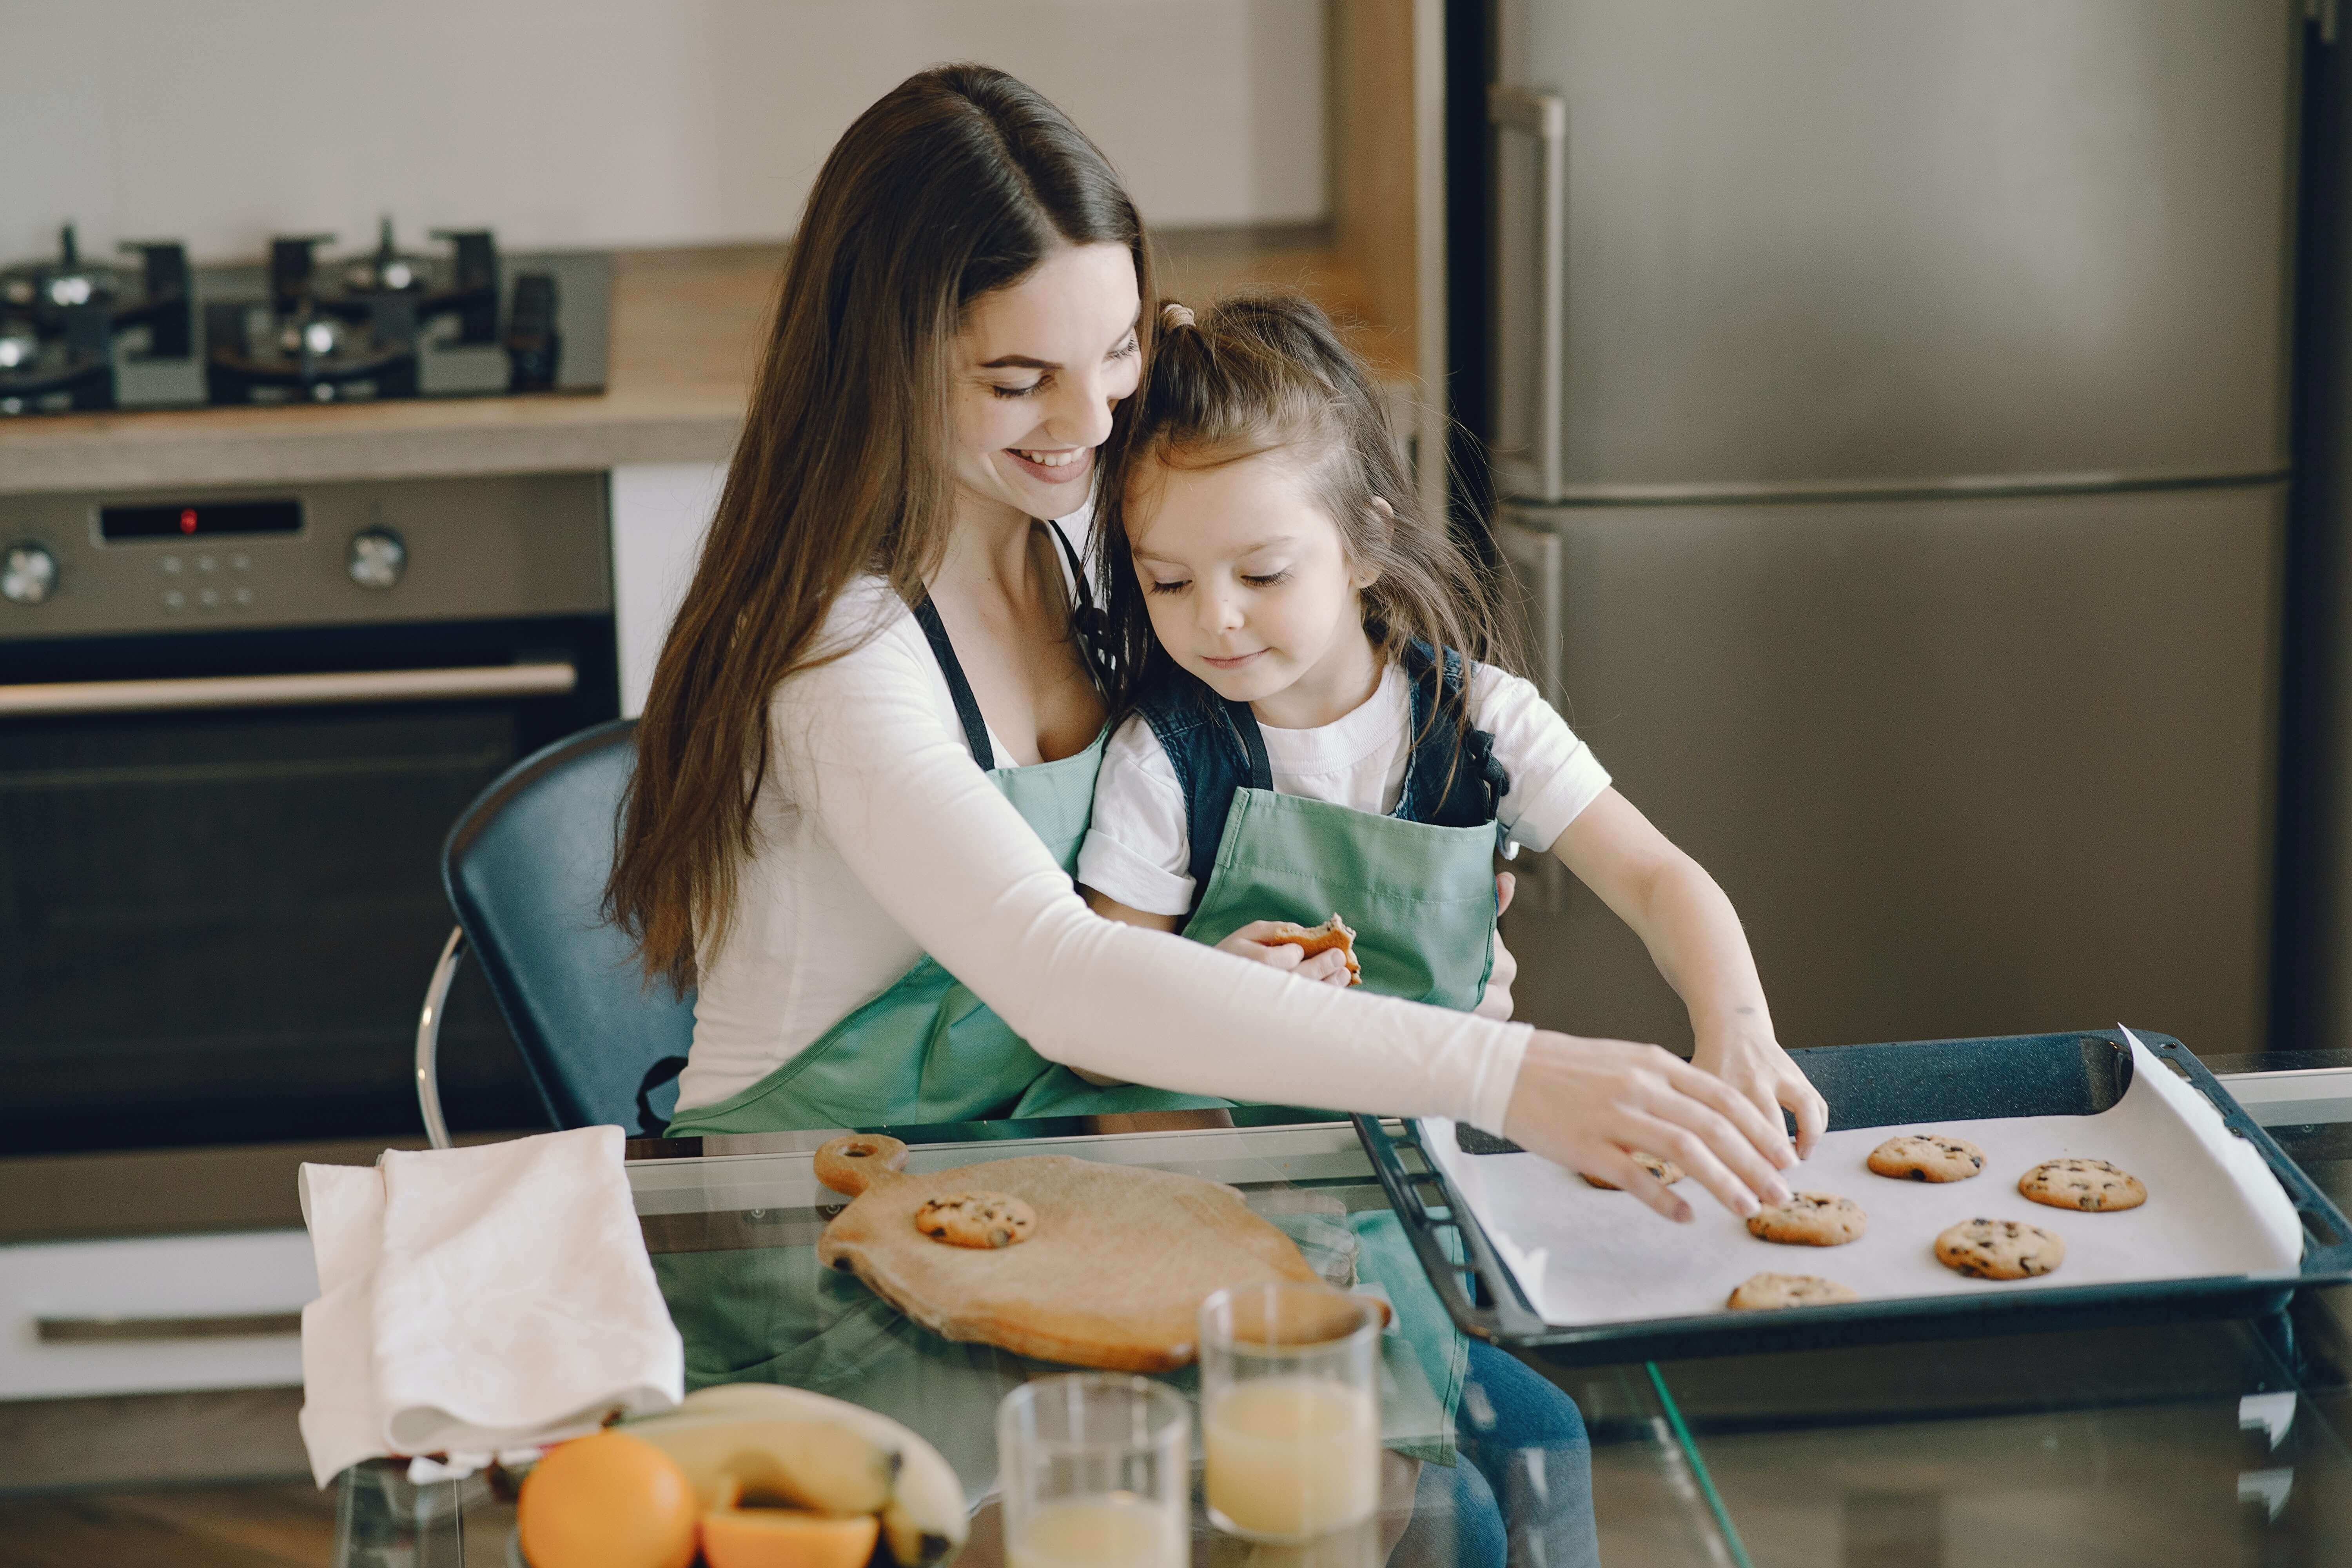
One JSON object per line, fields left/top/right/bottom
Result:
{"left": 1005, "top": 445, "right": 1093, "bottom": 485}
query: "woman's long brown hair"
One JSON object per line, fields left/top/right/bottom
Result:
{"left": 607, "top": 65, "right": 1152, "bottom": 991}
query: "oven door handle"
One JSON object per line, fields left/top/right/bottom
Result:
{"left": 0, "top": 661, "right": 578, "bottom": 717}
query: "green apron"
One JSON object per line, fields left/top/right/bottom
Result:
{"left": 1128, "top": 647, "right": 1517, "bottom": 1443}
{"left": 666, "top": 583, "right": 1228, "bottom": 1136}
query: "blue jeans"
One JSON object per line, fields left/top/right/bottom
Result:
{"left": 1395, "top": 1341, "right": 1602, "bottom": 1566}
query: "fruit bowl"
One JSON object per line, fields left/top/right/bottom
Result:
{"left": 513, "top": 1383, "right": 968, "bottom": 1568}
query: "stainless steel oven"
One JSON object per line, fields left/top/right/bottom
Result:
{"left": 0, "top": 473, "right": 617, "bottom": 1156}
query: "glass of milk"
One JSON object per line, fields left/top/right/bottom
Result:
{"left": 996, "top": 1374, "right": 1191, "bottom": 1568}
{"left": 1198, "top": 1282, "right": 1383, "bottom": 1541}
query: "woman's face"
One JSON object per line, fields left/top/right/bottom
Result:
{"left": 949, "top": 241, "right": 1142, "bottom": 522}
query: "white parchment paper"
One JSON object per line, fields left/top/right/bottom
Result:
{"left": 1426, "top": 1033, "right": 2304, "bottom": 1327}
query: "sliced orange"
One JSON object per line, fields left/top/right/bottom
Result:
{"left": 699, "top": 1505, "right": 880, "bottom": 1568}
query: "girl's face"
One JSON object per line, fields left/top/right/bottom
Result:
{"left": 949, "top": 242, "right": 1143, "bottom": 522}
{"left": 1126, "top": 448, "right": 1379, "bottom": 724}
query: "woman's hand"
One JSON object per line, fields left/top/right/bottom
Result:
{"left": 1693, "top": 1021, "right": 1828, "bottom": 1159}
{"left": 1213, "top": 920, "right": 1355, "bottom": 985}
{"left": 1503, "top": 1031, "right": 1797, "bottom": 1223}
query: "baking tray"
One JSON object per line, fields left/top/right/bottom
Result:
{"left": 1355, "top": 1028, "right": 2352, "bottom": 1365}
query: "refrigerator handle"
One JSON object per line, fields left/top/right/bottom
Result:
{"left": 1490, "top": 85, "right": 1568, "bottom": 501}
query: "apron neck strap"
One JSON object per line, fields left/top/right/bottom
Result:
{"left": 911, "top": 520, "right": 1104, "bottom": 771}
{"left": 910, "top": 595, "right": 995, "bottom": 771}
{"left": 1044, "top": 517, "right": 1120, "bottom": 697}
{"left": 1222, "top": 698, "right": 1275, "bottom": 791}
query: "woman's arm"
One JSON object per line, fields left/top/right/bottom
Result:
{"left": 1551, "top": 788, "right": 1829, "bottom": 1156}
{"left": 779, "top": 617, "right": 1793, "bottom": 1218}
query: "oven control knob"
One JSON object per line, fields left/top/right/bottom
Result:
{"left": 347, "top": 527, "right": 407, "bottom": 590}
{"left": 2, "top": 541, "right": 58, "bottom": 606}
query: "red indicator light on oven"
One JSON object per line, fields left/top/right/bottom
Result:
{"left": 180, "top": 509, "right": 198, "bottom": 535}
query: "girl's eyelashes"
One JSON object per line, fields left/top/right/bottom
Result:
{"left": 1139, "top": 568, "right": 1290, "bottom": 595}
{"left": 1110, "top": 332, "right": 1140, "bottom": 361}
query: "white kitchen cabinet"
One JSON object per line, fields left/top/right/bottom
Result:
{"left": 610, "top": 462, "right": 726, "bottom": 717}
{"left": 0, "top": 1230, "right": 314, "bottom": 1401}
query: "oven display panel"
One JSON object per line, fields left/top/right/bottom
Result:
{"left": 102, "top": 499, "right": 304, "bottom": 541}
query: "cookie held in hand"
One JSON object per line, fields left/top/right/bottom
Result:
{"left": 1746, "top": 1192, "right": 1867, "bottom": 1247}
{"left": 1935, "top": 1216, "right": 2065, "bottom": 1279}
{"left": 1262, "top": 914, "right": 1360, "bottom": 984}
{"left": 2018, "top": 1158, "right": 2146, "bottom": 1212}
{"left": 1581, "top": 1152, "right": 1685, "bottom": 1190}
{"left": 1866, "top": 1134, "right": 1985, "bottom": 1183}
{"left": 912, "top": 1191, "right": 1036, "bottom": 1249}
{"left": 1726, "top": 1272, "right": 1859, "bottom": 1310}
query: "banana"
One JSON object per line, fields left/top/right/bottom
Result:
{"left": 623, "top": 1414, "right": 897, "bottom": 1517}
{"left": 673, "top": 1384, "right": 969, "bottom": 1567}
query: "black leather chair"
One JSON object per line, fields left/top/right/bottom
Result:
{"left": 414, "top": 718, "right": 693, "bottom": 1145}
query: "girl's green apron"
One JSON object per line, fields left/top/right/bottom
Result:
{"left": 1125, "top": 641, "right": 1514, "bottom": 1443}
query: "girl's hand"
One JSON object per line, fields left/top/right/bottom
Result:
{"left": 1693, "top": 1024, "right": 1828, "bottom": 1160}
{"left": 1503, "top": 1031, "right": 1798, "bottom": 1223}
{"left": 1214, "top": 921, "right": 1356, "bottom": 985}
{"left": 1472, "top": 872, "right": 1518, "bottom": 1020}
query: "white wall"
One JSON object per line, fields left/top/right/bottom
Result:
{"left": 0, "top": 0, "right": 1327, "bottom": 264}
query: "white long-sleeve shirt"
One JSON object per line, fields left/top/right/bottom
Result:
{"left": 678, "top": 576, "right": 1535, "bottom": 1131}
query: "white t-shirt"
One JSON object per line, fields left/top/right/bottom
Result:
{"left": 1078, "top": 662, "right": 1613, "bottom": 917}
{"left": 677, "top": 575, "right": 1537, "bottom": 1132}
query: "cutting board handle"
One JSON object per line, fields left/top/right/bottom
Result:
{"left": 814, "top": 1133, "right": 909, "bottom": 1196}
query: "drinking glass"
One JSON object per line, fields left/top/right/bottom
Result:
{"left": 1198, "top": 1282, "right": 1383, "bottom": 1541}
{"left": 997, "top": 1373, "right": 1191, "bottom": 1568}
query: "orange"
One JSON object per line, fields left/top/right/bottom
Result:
{"left": 700, "top": 1505, "right": 880, "bottom": 1568}
{"left": 517, "top": 1430, "right": 699, "bottom": 1568}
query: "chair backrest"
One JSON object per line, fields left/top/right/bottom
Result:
{"left": 443, "top": 718, "right": 693, "bottom": 1134}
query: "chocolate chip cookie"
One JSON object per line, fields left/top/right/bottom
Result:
{"left": 912, "top": 1191, "right": 1036, "bottom": 1249}
{"left": 1581, "top": 1152, "right": 1685, "bottom": 1190}
{"left": 1726, "top": 1272, "right": 1860, "bottom": 1310}
{"left": 1866, "top": 1134, "right": 1985, "bottom": 1183}
{"left": 2018, "top": 1158, "right": 2147, "bottom": 1212}
{"left": 1745, "top": 1192, "right": 1867, "bottom": 1247}
{"left": 1934, "top": 1217, "right": 2065, "bottom": 1279}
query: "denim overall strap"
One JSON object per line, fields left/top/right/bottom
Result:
{"left": 1133, "top": 673, "right": 1268, "bottom": 902}
{"left": 1138, "top": 647, "right": 1513, "bottom": 914}
{"left": 1395, "top": 641, "right": 1513, "bottom": 833}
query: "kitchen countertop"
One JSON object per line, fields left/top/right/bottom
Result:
{"left": 0, "top": 227, "right": 1402, "bottom": 497}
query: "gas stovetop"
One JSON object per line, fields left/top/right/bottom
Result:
{"left": 0, "top": 221, "right": 610, "bottom": 417}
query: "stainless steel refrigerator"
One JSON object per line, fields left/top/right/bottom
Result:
{"left": 1481, "top": 0, "right": 2299, "bottom": 1058}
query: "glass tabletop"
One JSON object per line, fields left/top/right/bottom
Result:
{"left": 335, "top": 1068, "right": 2352, "bottom": 1566}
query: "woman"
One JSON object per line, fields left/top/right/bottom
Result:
{"left": 610, "top": 64, "right": 1823, "bottom": 1206}
{"left": 609, "top": 64, "right": 1821, "bottom": 1567}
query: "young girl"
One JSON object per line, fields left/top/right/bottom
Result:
{"left": 1079, "top": 293, "right": 1826, "bottom": 1151}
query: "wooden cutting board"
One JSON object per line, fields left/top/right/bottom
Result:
{"left": 811, "top": 1134, "right": 1342, "bottom": 1372}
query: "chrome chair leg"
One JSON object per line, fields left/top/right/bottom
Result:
{"left": 416, "top": 927, "right": 466, "bottom": 1150}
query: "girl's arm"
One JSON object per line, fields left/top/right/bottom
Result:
{"left": 1552, "top": 788, "right": 1829, "bottom": 1156}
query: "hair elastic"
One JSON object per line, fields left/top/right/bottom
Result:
{"left": 1160, "top": 302, "right": 1196, "bottom": 330}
